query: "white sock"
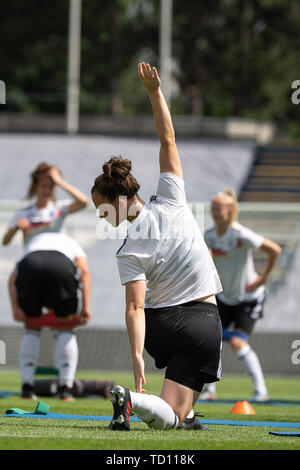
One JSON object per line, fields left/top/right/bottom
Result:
{"left": 53, "top": 331, "right": 78, "bottom": 388}
{"left": 186, "top": 410, "right": 195, "bottom": 419}
{"left": 20, "top": 330, "right": 41, "bottom": 385}
{"left": 130, "top": 392, "right": 179, "bottom": 430}
{"left": 237, "top": 344, "right": 268, "bottom": 396}
{"left": 204, "top": 382, "right": 216, "bottom": 394}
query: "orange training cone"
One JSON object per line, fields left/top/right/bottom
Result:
{"left": 230, "top": 401, "right": 256, "bottom": 415}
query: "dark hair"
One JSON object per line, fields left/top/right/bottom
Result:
{"left": 27, "top": 162, "right": 59, "bottom": 199}
{"left": 91, "top": 157, "right": 140, "bottom": 202}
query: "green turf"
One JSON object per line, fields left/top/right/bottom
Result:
{"left": 0, "top": 370, "right": 299, "bottom": 450}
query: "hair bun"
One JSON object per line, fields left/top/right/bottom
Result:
{"left": 224, "top": 188, "right": 237, "bottom": 201}
{"left": 103, "top": 157, "right": 132, "bottom": 180}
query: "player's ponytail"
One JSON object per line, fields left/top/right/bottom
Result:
{"left": 91, "top": 156, "right": 140, "bottom": 202}
{"left": 223, "top": 188, "right": 239, "bottom": 222}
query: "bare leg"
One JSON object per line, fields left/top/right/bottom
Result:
{"left": 160, "top": 378, "right": 200, "bottom": 425}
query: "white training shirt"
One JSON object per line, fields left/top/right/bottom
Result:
{"left": 116, "top": 173, "right": 222, "bottom": 308}
{"left": 19, "top": 232, "right": 86, "bottom": 264}
{"left": 204, "top": 221, "right": 264, "bottom": 305}
{"left": 9, "top": 199, "right": 73, "bottom": 244}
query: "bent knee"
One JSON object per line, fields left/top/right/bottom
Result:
{"left": 230, "top": 335, "right": 248, "bottom": 352}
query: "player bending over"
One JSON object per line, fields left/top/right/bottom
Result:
{"left": 8, "top": 232, "right": 92, "bottom": 401}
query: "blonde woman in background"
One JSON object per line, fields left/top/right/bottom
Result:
{"left": 202, "top": 189, "right": 281, "bottom": 402}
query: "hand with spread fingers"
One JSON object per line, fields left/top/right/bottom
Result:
{"left": 138, "top": 62, "right": 161, "bottom": 93}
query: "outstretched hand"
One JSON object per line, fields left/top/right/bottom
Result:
{"left": 138, "top": 62, "right": 161, "bottom": 93}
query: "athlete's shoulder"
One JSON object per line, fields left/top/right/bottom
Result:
{"left": 204, "top": 226, "right": 216, "bottom": 235}
{"left": 232, "top": 221, "right": 259, "bottom": 237}
{"left": 13, "top": 204, "right": 35, "bottom": 217}
{"left": 230, "top": 221, "right": 246, "bottom": 235}
{"left": 20, "top": 203, "right": 35, "bottom": 211}
{"left": 204, "top": 226, "right": 216, "bottom": 246}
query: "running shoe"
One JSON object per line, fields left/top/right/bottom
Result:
{"left": 21, "top": 383, "right": 37, "bottom": 400}
{"left": 250, "top": 392, "right": 269, "bottom": 402}
{"left": 178, "top": 413, "right": 210, "bottom": 431}
{"left": 57, "top": 385, "right": 75, "bottom": 402}
{"left": 198, "top": 390, "right": 217, "bottom": 401}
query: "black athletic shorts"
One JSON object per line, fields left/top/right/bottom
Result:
{"left": 144, "top": 301, "right": 222, "bottom": 392}
{"left": 216, "top": 292, "right": 265, "bottom": 336}
{"left": 15, "top": 251, "right": 80, "bottom": 318}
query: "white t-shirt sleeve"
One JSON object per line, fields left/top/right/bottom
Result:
{"left": 56, "top": 199, "right": 73, "bottom": 214}
{"left": 8, "top": 209, "right": 26, "bottom": 228}
{"left": 156, "top": 173, "right": 186, "bottom": 203}
{"left": 117, "top": 255, "right": 146, "bottom": 286}
{"left": 240, "top": 226, "right": 263, "bottom": 249}
{"left": 73, "top": 242, "right": 86, "bottom": 259}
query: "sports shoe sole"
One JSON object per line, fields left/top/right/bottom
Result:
{"left": 250, "top": 395, "right": 269, "bottom": 402}
{"left": 109, "top": 385, "right": 131, "bottom": 431}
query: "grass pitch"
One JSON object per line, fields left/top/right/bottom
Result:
{"left": 0, "top": 370, "right": 299, "bottom": 451}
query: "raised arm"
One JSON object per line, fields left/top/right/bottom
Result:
{"left": 138, "top": 62, "right": 183, "bottom": 179}
{"left": 48, "top": 167, "right": 89, "bottom": 214}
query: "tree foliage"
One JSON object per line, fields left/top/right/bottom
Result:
{"left": 1, "top": 0, "right": 299, "bottom": 136}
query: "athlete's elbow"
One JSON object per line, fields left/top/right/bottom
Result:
{"left": 2, "top": 236, "right": 10, "bottom": 246}
{"left": 79, "top": 198, "right": 89, "bottom": 209}
{"left": 126, "top": 305, "right": 144, "bottom": 315}
{"left": 271, "top": 243, "right": 282, "bottom": 258}
{"left": 160, "top": 135, "right": 176, "bottom": 148}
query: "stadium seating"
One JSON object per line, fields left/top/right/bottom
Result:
{"left": 240, "top": 143, "right": 300, "bottom": 202}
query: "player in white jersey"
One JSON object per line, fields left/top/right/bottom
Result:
{"left": 201, "top": 189, "right": 282, "bottom": 401}
{"left": 2, "top": 162, "right": 89, "bottom": 246}
{"left": 3, "top": 163, "right": 89, "bottom": 401}
{"left": 91, "top": 62, "right": 223, "bottom": 431}
{"left": 8, "top": 232, "right": 92, "bottom": 401}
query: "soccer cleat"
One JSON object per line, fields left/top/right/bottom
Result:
{"left": 250, "top": 392, "right": 269, "bottom": 402}
{"left": 178, "top": 413, "right": 210, "bottom": 431}
{"left": 21, "top": 383, "right": 38, "bottom": 400}
{"left": 198, "top": 390, "right": 217, "bottom": 401}
{"left": 109, "top": 385, "right": 132, "bottom": 431}
{"left": 57, "top": 385, "right": 75, "bottom": 402}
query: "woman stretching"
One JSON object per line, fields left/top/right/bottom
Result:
{"left": 91, "top": 62, "right": 222, "bottom": 431}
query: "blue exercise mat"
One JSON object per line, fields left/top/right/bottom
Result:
{"left": 2, "top": 412, "right": 300, "bottom": 429}
{"left": 0, "top": 391, "right": 19, "bottom": 398}
{"left": 269, "top": 432, "right": 300, "bottom": 437}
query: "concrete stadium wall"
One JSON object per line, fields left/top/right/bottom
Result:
{"left": 0, "top": 114, "right": 276, "bottom": 145}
